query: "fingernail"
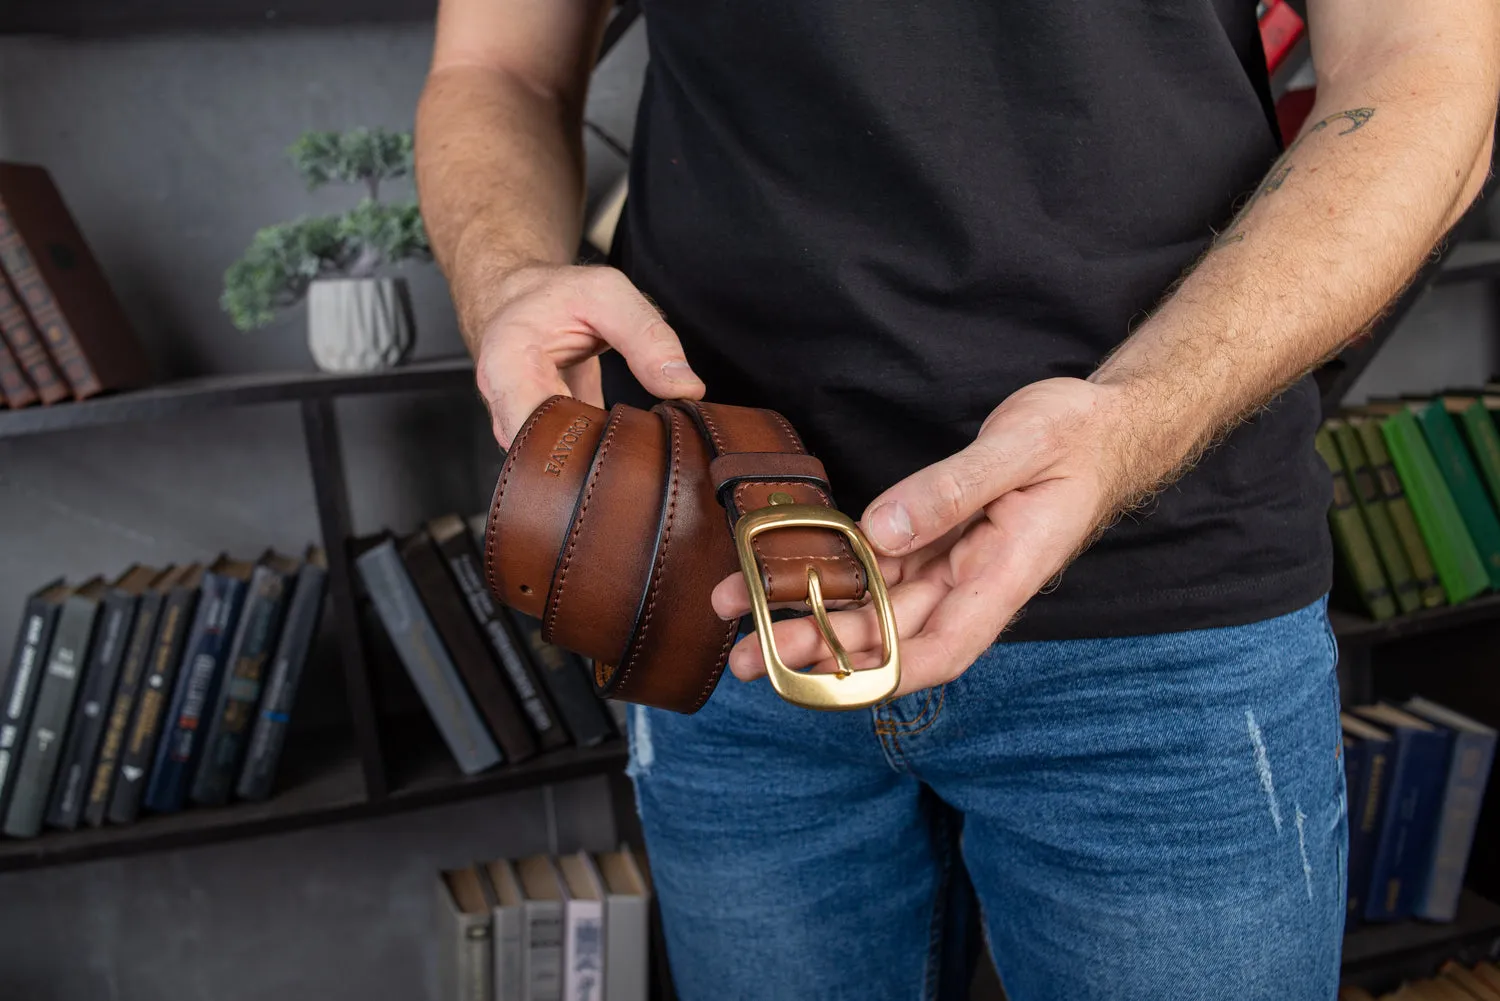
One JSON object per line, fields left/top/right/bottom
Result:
{"left": 866, "top": 501, "right": 914, "bottom": 551}
{"left": 662, "top": 359, "right": 699, "bottom": 384}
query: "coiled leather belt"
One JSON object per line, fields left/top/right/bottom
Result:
{"left": 483, "top": 396, "right": 900, "bottom": 713}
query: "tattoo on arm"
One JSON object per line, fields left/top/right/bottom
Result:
{"left": 1211, "top": 107, "right": 1375, "bottom": 249}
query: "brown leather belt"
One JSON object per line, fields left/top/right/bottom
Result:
{"left": 483, "top": 395, "right": 900, "bottom": 713}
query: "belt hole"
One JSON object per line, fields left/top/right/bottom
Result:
{"left": 519, "top": 584, "right": 533, "bottom": 594}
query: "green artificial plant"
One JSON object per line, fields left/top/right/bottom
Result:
{"left": 221, "top": 127, "right": 430, "bottom": 331}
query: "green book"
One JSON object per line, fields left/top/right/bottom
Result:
{"left": 1350, "top": 417, "right": 1445, "bottom": 608}
{"left": 1315, "top": 426, "right": 1397, "bottom": 620}
{"left": 1331, "top": 420, "right": 1421, "bottom": 614}
{"left": 1379, "top": 409, "right": 1489, "bottom": 603}
{"left": 1443, "top": 395, "right": 1500, "bottom": 513}
{"left": 1414, "top": 399, "right": 1500, "bottom": 589}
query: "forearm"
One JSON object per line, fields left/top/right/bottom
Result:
{"left": 1090, "top": 42, "right": 1498, "bottom": 508}
{"left": 415, "top": 65, "right": 588, "bottom": 349}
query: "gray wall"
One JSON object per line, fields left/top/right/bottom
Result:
{"left": 0, "top": 19, "right": 645, "bottom": 1001}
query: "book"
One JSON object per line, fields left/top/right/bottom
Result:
{"left": 1414, "top": 399, "right": 1500, "bottom": 589}
{"left": 83, "top": 564, "right": 176, "bottom": 827}
{"left": 0, "top": 580, "right": 70, "bottom": 820}
{"left": 1331, "top": 419, "right": 1422, "bottom": 614}
{"left": 1352, "top": 703, "right": 1454, "bottom": 922}
{"left": 437, "top": 865, "right": 494, "bottom": 1001}
{"left": 557, "top": 853, "right": 606, "bottom": 1001}
{"left": 429, "top": 512, "right": 568, "bottom": 751}
{"left": 481, "top": 858, "right": 527, "bottom": 1001}
{"left": 1315, "top": 425, "right": 1397, "bottom": 619}
{"left": 596, "top": 849, "right": 651, "bottom": 1001}
{"left": 356, "top": 536, "right": 502, "bottom": 775}
{"left": 2, "top": 577, "right": 106, "bottom": 838}
{"left": 0, "top": 163, "right": 150, "bottom": 398}
{"left": 1403, "top": 697, "right": 1497, "bottom": 921}
{"left": 0, "top": 270, "right": 66, "bottom": 404}
{"left": 516, "top": 855, "right": 567, "bottom": 1001}
{"left": 190, "top": 551, "right": 300, "bottom": 806}
{"left": 46, "top": 564, "right": 157, "bottom": 830}
{"left": 108, "top": 563, "right": 203, "bottom": 824}
{"left": 1341, "top": 713, "right": 1392, "bottom": 927}
{"left": 1377, "top": 408, "right": 1489, "bottom": 604}
{"left": 236, "top": 548, "right": 328, "bottom": 801}
{"left": 401, "top": 530, "right": 538, "bottom": 763}
{"left": 143, "top": 555, "right": 252, "bottom": 814}
{"left": 0, "top": 334, "right": 36, "bottom": 408}
{"left": 1350, "top": 416, "right": 1446, "bottom": 608}
{"left": 1444, "top": 395, "right": 1500, "bottom": 512}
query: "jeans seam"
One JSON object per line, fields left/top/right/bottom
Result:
{"left": 891, "top": 687, "right": 935, "bottom": 731}
{"left": 896, "top": 684, "right": 948, "bottom": 736}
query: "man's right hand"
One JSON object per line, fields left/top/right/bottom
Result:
{"left": 474, "top": 264, "right": 706, "bottom": 449}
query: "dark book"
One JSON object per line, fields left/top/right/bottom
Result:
{"left": 0, "top": 163, "right": 150, "bottom": 399}
{"left": 401, "top": 530, "right": 538, "bottom": 764}
{"left": 2, "top": 577, "right": 106, "bottom": 838}
{"left": 190, "top": 551, "right": 300, "bottom": 806}
{"left": 429, "top": 513, "right": 568, "bottom": 751}
{"left": 143, "top": 556, "right": 252, "bottom": 814}
{"left": 355, "top": 536, "right": 502, "bottom": 775}
{"left": 1341, "top": 713, "right": 1392, "bottom": 928}
{"left": 507, "top": 610, "right": 614, "bottom": 749}
{"left": 236, "top": 548, "right": 328, "bottom": 801}
{"left": 0, "top": 334, "right": 36, "bottom": 408}
{"left": 107, "top": 563, "right": 202, "bottom": 824}
{"left": 1353, "top": 703, "right": 1453, "bottom": 922}
{"left": 1350, "top": 416, "right": 1446, "bottom": 609}
{"left": 45, "top": 564, "right": 157, "bottom": 830}
{"left": 0, "top": 580, "right": 70, "bottom": 820}
{"left": 83, "top": 565, "right": 177, "bottom": 827}
{"left": 0, "top": 270, "right": 66, "bottom": 404}
{"left": 1404, "top": 697, "right": 1497, "bottom": 921}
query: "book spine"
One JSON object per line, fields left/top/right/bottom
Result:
{"left": 1364, "top": 729, "right": 1451, "bottom": 922}
{"left": 0, "top": 597, "right": 63, "bottom": 819}
{"left": 144, "top": 575, "right": 246, "bottom": 814}
{"left": 1382, "top": 412, "right": 1489, "bottom": 604}
{"left": 524, "top": 902, "right": 565, "bottom": 1001}
{"left": 0, "top": 335, "right": 37, "bottom": 407}
{"left": 46, "top": 591, "right": 137, "bottom": 829}
{"left": 1416, "top": 728, "right": 1497, "bottom": 921}
{"left": 1458, "top": 401, "right": 1500, "bottom": 513}
{"left": 0, "top": 203, "right": 100, "bottom": 398}
{"left": 83, "top": 591, "right": 163, "bottom": 827}
{"left": 107, "top": 586, "right": 196, "bottom": 823}
{"left": 1416, "top": 402, "right": 1500, "bottom": 589}
{"left": 1335, "top": 423, "right": 1422, "bottom": 614}
{"left": 3, "top": 596, "right": 99, "bottom": 837}
{"left": 604, "top": 895, "right": 650, "bottom": 1001}
{"left": 0, "top": 270, "right": 67, "bottom": 404}
{"left": 437, "top": 535, "right": 568, "bottom": 750}
{"left": 355, "top": 541, "right": 502, "bottom": 775}
{"left": 1347, "top": 736, "right": 1390, "bottom": 925}
{"left": 191, "top": 568, "right": 292, "bottom": 806}
{"left": 495, "top": 906, "right": 525, "bottom": 1001}
{"left": 459, "top": 913, "right": 495, "bottom": 1001}
{"left": 236, "top": 564, "right": 327, "bottom": 801}
{"left": 508, "top": 610, "right": 614, "bottom": 748}
{"left": 1316, "top": 428, "right": 1397, "bottom": 619}
{"left": 562, "top": 900, "right": 604, "bottom": 1001}
{"left": 1357, "top": 418, "right": 1446, "bottom": 607}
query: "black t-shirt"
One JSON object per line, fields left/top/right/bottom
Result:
{"left": 604, "top": 0, "right": 1333, "bottom": 641}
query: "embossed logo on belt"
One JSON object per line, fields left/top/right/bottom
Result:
{"left": 544, "top": 415, "right": 593, "bottom": 476}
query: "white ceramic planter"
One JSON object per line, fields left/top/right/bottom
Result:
{"left": 306, "top": 277, "right": 415, "bottom": 373}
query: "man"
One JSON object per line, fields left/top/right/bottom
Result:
{"left": 415, "top": 1, "right": 1498, "bottom": 997}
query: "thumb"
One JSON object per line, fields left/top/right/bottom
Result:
{"left": 573, "top": 268, "right": 705, "bottom": 399}
{"left": 862, "top": 438, "right": 1037, "bottom": 555}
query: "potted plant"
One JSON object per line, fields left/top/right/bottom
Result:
{"left": 221, "top": 127, "right": 430, "bottom": 372}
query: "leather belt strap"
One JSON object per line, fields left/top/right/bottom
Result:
{"left": 484, "top": 395, "right": 875, "bottom": 713}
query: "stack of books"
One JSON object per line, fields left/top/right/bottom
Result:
{"left": 1340, "top": 961, "right": 1500, "bottom": 1000}
{"left": 1319, "top": 388, "right": 1500, "bottom": 621}
{"left": 436, "top": 849, "right": 651, "bottom": 1001}
{"left": 0, "top": 548, "right": 328, "bottom": 837}
{"left": 1343, "top": 698, "right": 1496, "bottom": 927}
{"left": 354, "top": 514, "right": 618, "bottom": 777}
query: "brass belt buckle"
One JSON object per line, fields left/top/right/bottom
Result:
{"left": 732, "top": 500, "right": 901, "bottom": 711}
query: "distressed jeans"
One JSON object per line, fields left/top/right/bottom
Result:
{"left": 627, "top": 598, "right": 1347, "bottom": 1001}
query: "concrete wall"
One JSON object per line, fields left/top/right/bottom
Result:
{"left": 0, "top": 19, "right": 644, "bottom": 1001}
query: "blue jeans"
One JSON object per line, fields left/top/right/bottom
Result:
{"left": 626, "top": 599, "right": 1347, "bottom": 1001}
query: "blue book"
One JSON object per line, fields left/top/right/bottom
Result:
{"left": 1340, "top": 713, "right": 1393, "bottom": 928}
{"left": 142, "top": 556, "right": 253, "bottom": 814}
{"left": 1353, "top": 703, "right": 1454, "bottom": 922}
{"left": 1404, "top": 697, "right": 1497, "bottom": 921}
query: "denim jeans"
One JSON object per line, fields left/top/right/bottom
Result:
{"left": 626, "top": 598, "right": 1347, "bottom": 1001}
